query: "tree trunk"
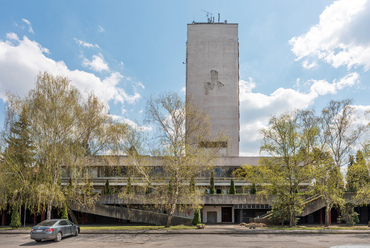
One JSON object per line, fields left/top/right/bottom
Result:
{"left": 18, "top": 205, "right": 22, "bottom": 223}
{"left": 67, "top": 207, "right": 79, "bottom": 225}
{"left": 289, "top": 203, "right": 295, "bottom": 228}
{"left": 289, "top": 210, "right": 294, "bottom": 227}
{"left": 165, "top": 202, "right": 176, "bottom": 228}
{"left": 47, "top": 201, "right": 52, "bottom": 220}
{"left": 325, "top": 206, "right": 331, "bottom": 227}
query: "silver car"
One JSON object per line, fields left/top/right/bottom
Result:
{"left": 30, "top": 219, "right": 80, "bottom": 242}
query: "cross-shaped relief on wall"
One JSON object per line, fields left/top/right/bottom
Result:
{"left": 204, "top": 70, "right": 224, "bottom": 95}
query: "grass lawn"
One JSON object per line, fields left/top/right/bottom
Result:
{"left": 264, "top": 225, "right": 370, "bottom": 230}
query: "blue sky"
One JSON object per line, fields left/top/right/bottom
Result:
{"left": 1, "top": 0, "right": 370, "bottom": 156}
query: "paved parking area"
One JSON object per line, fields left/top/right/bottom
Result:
{"left": 1, "top": 233, "right": 370, "bottom": 248}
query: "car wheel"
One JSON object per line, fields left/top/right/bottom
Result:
{"left": 35, "top": 240, "right": 42, "bottom": 242}
{"left": 74, "top": 229, "right": 78, "bottom": 236}
{"left": 55, "top": 232, "right": 62, "bottom": 242}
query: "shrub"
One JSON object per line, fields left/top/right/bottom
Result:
{"left": 192, "top": 208, "right": 201, "bottom": 226}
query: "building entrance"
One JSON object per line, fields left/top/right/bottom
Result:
{"left": 207, "top": 211, "right": 217, "bottom": 223}
{"left": 222, "top": 207, "right": 232, "bottom": 222}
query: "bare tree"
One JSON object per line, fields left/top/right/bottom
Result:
{"left": 124, "top": 92, "right": 223, "bottom": 227}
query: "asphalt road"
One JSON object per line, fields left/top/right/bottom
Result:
{"left": 2, "top": 233, "right": 370, "bottom": 248}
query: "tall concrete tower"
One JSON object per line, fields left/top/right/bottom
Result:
{"left": 186, "top": 21, "right": 239, "bottom": 156}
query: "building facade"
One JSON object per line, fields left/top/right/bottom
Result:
{"left": 186, "top": 21, "right": 240, "bottom": 157}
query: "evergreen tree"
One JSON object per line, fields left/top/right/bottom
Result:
{"left": 126, "top": 176, "right": 132, "bottom": 195}
{"left": 209, "top": 171, "right": 215, "bottom": 194}
{"left": 190, "top": 175, "right": 195, "bottom": 193}
{"left": 10, "top": 204, "right": 21, "bottom": 229}
{"left": 229, "top": 179, "right": 236, "bottom": 194}
{"left": 192, "top": 208, "right": 201, "bottom": 225}
{"left": 104, "top": 179, "right": 111, "bottom": 195}
{"left": 250, "top": 183, "right": 257, "bottom": 194}
{"left": 61, "top": 203, "right": 68, "bottom": 220}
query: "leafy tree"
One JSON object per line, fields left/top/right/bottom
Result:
{"left": 4, "top": 72, "right": 127, "bottom": 221}
{"left": 235, "top": 110, "right": 318, "bottom": 227}
{"left": 1, "top": 106, "right": 36, "bottom": 217}
{"left": 310, "top": 149, "right": 345, "bottom": 227}
{"left": 124, "top": 92, "right": 221, "bottom": 227}
{"left": 314, "top": 100, "right": 364, "bottom": 226}
{"left": 209, "top": 171, "right": 215, "bottom": 194}
{"left": 10, "top": 204, "right": 21, "bottom": 229}
{"left": 269, "top": 194, "right": 298, "bottom": 226}
{"left": 347, "top": 150, "right": 369, "bottom": 192}
{"left": 339, "top": 202, "right": 359, "bottom": 226}
{"left": 229, "top": 179, "right": 236, "bottom": 194}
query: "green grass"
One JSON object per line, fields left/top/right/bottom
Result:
{"left": 80, "top": 225, "right": 197, "bottom": 231}
{"left": 266, "top": 225, "right": 370, "bottom": 230}
{"left": 0, "top": 227, "right": 31, "bottom": 230}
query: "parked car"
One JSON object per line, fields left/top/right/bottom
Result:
{"left": 30, "top": 219, "right": 80, "bottom": 242}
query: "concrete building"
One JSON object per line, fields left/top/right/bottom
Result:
{"left": 186, "top": 21, "right": 239, "bottom": 156}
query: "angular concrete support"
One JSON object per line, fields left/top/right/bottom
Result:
{"left": 71, "top": 203, "right": 192, "bottom": 226}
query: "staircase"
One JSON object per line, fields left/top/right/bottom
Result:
{"left": 255, "top": 194, "right": 325, "bottom": 223}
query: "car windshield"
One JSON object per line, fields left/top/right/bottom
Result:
{"left": 36, "top": 220, "right": 58, "bottom": 227}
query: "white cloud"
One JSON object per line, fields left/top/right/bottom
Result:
{"left": 302, "top": 60, "right": 317, "bottom": 69}
{"left": 82, "top": 53, "right": 109, "bottom": 72}
{"left": 290, "top": 0, "right": 370, "bottom": 70}
{"left": 6, "top": 33, "right": 19, "bottom": 41}
{"left": 137, "top": 82, "right": 145, "bottom": 90}
{"left": 0, "top": 34, "right": 142, "bottom": 108}
{"left": 111, "top": 115, "right": 152, "bottom": 132}
{"left": 239, "top": 73, "right": 360, "bottom": 155}
{"left": 98, "top": 25, "right": 105, "bottom": 33}
{"left": 74, "top": 38, "right": 100, "bottom": 49}
{"left": 21, "top": 19, "right": 34, "bottom": 34}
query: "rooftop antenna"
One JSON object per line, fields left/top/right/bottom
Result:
{"left": 201, "top": 9, "right": 213, "bottom": 23}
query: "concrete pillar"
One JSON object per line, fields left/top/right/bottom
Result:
{"left": 34, "top": 213, "right": 37, "bottom": 225}
{"left": 41, "top": 212, "right": 44, "bottom": 222}
{"left": 2, "top": 209, "right": 5, "bottom": 226}
{"left": 82, "top": 212, "right": 85, "bottom": 225}
{"left": 337, "top": 206, "right": 340, "bottom": 224}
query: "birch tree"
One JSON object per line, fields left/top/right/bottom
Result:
{"left": 3, "top": 72, "right": 127, "bottom": 221}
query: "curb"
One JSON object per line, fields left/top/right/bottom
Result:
{"left": 2, "top": 229, "right": 370, "bottom": 235}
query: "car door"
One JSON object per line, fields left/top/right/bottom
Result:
{"left": 59, "top": 220, "right": 68, "bottom": 236}
{"left": 66, "top": 220, "right": 73, "bottom": 236}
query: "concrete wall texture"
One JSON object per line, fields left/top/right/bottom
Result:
{"left": 186, "top": 23, "right": 240, "bottom": 156}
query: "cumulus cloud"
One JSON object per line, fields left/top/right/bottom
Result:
{"left": 290, "top": 0, "right": 370, "bottom": 70}
{"left": 82, "top": 53, "right": 109, "bottom": 72}
{"left": 0, "top": 34, "right": 142, "bottom": 107}
{"left": 239, "top": 73, "right": 360, "bottom": 155}
{"left": 74, "top": 38, "right": 100, "bottom": 49}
